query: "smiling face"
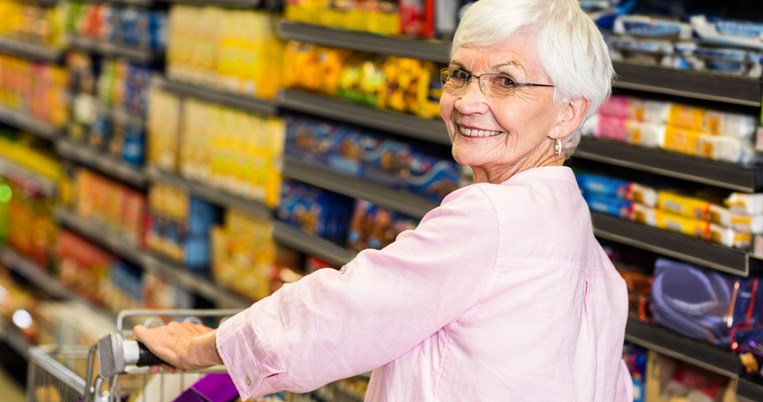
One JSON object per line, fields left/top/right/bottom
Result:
{"left": 440, "top": 30, "right": 575, "bottom": 184}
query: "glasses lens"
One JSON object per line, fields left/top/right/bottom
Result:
{"left": 485, "top": 74, "right": 517, "bottom": 97}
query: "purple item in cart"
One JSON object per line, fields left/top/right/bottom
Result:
{"left": 173, "top": 373, "right": 239, "bottom": 402}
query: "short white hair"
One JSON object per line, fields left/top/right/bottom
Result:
{"left": 452, "top": 0, "right": 614, "bottom": 157}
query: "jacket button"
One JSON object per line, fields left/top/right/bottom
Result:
{"left": 246, "top": 377, "right": 252, "bottom": 386}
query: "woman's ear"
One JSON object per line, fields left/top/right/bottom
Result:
{"left": 552, "top": 97, "right": 590, "bottom": 140}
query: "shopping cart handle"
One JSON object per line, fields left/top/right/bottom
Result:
{"left": 97, "top": 333, "right": 167, "bottom": 377}
{"left": 136, "top": 341, "right": 165, "bottom": 367}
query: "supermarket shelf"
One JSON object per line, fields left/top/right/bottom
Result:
{"left": 67, "top": 36, "right": 161, "bottom": 64}
{"left": 276, "top": 23, "right": 761, "bottom": 107}
{"left": 159, "top": 79, "right": 278, "bottom": 116}
{"left": 0, "top": 157, "right": 57, "bottom": 197}
{"left": 0, "top": 106, "right": 60, "bottom": 140}
{"left": 162, "top": 0, "right": 263, "bottom": 7}
{"left": 575, "top": 137, "right": 763, "bottom": 193}
{"left": 591, "top": 212, "right": 763, "bottom": 277}
{"left": 277, "top": 21, "right": 451, "bottom": 63}
{"left": 612, "top": 62, "right": 762, "bottom": 107}
{"left": 53, "top": 207, "right": 145, "bottom": 266}
{"left": 145, "top": 167, "right": 272, "bottom": 220}
{"left": 278, "top": 89, "right": 450, "bottom": 145}
{"left": 283, "top": 156, "right": 439, "bottom": 219}
{"left": 273, "top": 222, "right": 356, "bottom": 268}
{"left": 0, "top": 37, "right": 63, "bottom": 63}
{"left": 0, "top": 320, "right": 30, "bottom": 359}
{"left": 56, "top": 139, "right": 148, "bottom": 188}
{"left": 141, "top": 254, "right": 252, "bottom": 309}
{"left": 625, "top": 318, "right": 740, "bottom": 378}
{"left": 0, "top": 245, "right": 69, "bottom": 300}
{"left": 737, "top": 377, "right": 763, "bottom": 402}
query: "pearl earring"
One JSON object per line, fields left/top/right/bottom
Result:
{"left": 554, "top": 138, "right": 563, "bottom": 156}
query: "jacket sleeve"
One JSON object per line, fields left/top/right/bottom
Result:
{"left": 216, "top": 185, "right": 500, "bottom": 399}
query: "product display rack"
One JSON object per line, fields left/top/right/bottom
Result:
{"left": 278, "top": 89, "right": 450, "bottom": 145}
{"left": 66, "top": 36, "right": 162, "bottom": 65}
{"left": 53, "top": 206, "right": 253, "bottom": 308}
{"left": 0, "top": 107, "right": 61, "bottom": 141}
{"left": 56, "top": 139, "right": 149, "bottom": 189}
{"left": 576, "top": 138, "right": 763, "bottom": 193}
{"left": 0, "top": 37, "right": 64, "bottom": 64}
{"left": 158, "top": 78, "right": 279, "bottom": 116}
{"left": 0, "top": 157, "right": 57, "bottom": 197}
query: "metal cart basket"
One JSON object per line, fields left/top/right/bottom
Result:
{"left": 26, "top": 309, "right": 239, "bottom": 402}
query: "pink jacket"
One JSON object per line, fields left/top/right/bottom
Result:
{"left": 216, "top": 166, "right": 633, "bottom": 401}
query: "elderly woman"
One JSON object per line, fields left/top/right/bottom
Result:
{"left": 133, "top": 0, "right": 632, "bottom": 400}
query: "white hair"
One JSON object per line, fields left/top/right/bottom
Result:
{"left": 452, "top": 0, "right": 614, "bottom": 157}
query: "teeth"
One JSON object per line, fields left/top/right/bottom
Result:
{"left": 459, "top": 126, "right": 501, "bottom": 137}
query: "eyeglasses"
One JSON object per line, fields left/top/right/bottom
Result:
{"left": 440, "top": 68, "right": 554, "bottom": 98}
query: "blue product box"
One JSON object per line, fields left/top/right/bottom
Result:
{"left": 361, "top": 137, "right": 411, "bottom": 190}
{"left": 121, "top": 125, "right": 145, "bottom": 166}
{"left": 405, "top": 156, "right": 460, "bottom": 201}
{"left": 576, "top": 172, "right": 631, "bottom": 198}
{"left": 583, "top": 193, "right": 633, "bottom": 219}
{"left": 284, "top": 115, "right": 339, "bottom": 165}
{"left": 277, "top": 180, "right": 355, "bottom": 244}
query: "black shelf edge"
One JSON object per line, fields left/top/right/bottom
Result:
{"left": 273, "top": 221, "right": 356, "bottom": 268}
{"left": 737, "top": 377, "right": 763, "bottom": 402}
{"left": 145, "top": 167, "right": 272, "bottom": 220}
{"left": 141, "top": 254, "right": 252, "bottom": 309}
{"left": 0, "top": 37, "right": 63, "bottom": 63}
{"left": 574, "top": 137, "right": 763, "bottom": 193}
{"left": 0, "top": 106, "right": 60, "bottom": 140}
{"left": 159, "top": 79, "right": 278, "bottom": 116}
{"left": 56, "top": 139, "right": 148, "bottom": 189}
{"left": 277, "top": 21, "right": 451, "bottom": 63}
{"left": 612, "top": 62, "right": 762, "bottom": 107}
{"left": 0, "top": 157, "right": 57, "bottom": 197}
{"left": 591, "top": 212, "right": 753, "bottom": 277}
{"left": 625, "top": 318, "right": 740, "bottom": 378}
{"left": 279, "top": 89, "right": 450, "bottom": 145}
{"left": 162, "top": 0, "right": 262, "bottom": 7}
{"left": 283, "top": 156, "right": 438, "bottom": 219}
{"left": 53, "top": 207, "right": 145, "bottom": 266}
{"left": 0, "top": 320, "right": 30, "bottom": 359}
{"left": 0, "top": 245, "right": 70, "bottom": 299}
{"left": 67, "top": 36, "right": 161, "bottom": 64}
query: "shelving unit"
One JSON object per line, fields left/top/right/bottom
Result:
{"left": 158, "top": 79, "right": 279, "bottom": 116}
{"left": 279, "top": 89, "right": 450, "bottom": 145}
{"left": 0, "top": 157, "right": 57, "bottom": 197}
{"left": 0, "top": 106, "right": 61, "bottom": 141}
{"left": 576, "top": 138, "right": 763, "bottom": 193}
{"left": 0, "top": 245, "right": 69, "bottom": 300}
{"left": 145, "top": 167, "right": 272, "bottom": 220}
{"left": 0, "top": 37, "right": 63, "bottom": 64}
{"left": 67, "top": 36, "right": 161, "bottom": 64}
{"left": 56, "top": 139, "right": 148, "bottom": 189}
{"left": 273, "top": 222, "right": 355, "bottom": 268}
{"left": 283, "top": 157, "right": 438, "bottom": 219}
{"left": 278, "top": 21, "right": 451, "bottom": 63}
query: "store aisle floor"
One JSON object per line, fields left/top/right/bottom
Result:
{"left": 0, "top": 364, "right": 25, "bottom": 402}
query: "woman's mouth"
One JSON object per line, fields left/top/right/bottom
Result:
{"left": 458, "top": 125, "right": 502, "bottom": 138}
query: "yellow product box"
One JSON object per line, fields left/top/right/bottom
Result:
{"left": 661, "top": 125, "right": 702, "bottom": 156}
{"left": 147, "top": 87, "right": 181, "bottom": 172}
{"left": 656, "top": 191, "right": 714, "bottom": 221}
{"left": 653, "top": 208, "right": 711, "bottom": 240}
{"left": 708, "top": 223, "right": 752, "bottom": 249}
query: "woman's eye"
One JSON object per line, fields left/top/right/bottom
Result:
{"left": 496, "top": 75, "right": 516, "bottom": 88}
{"left": 453, "top": 69, "right": 470, "bottom": 80}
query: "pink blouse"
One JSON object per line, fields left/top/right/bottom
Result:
{"left": 216, "top": 166, "right": 633, "bottom": 401}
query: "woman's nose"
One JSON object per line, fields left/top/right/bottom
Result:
{"left": 454, "top": 80, "right": 490, "bottom": 115}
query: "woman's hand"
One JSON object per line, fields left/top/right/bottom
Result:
{"left": 132, "top": 321, "right": 224, "bottom": 372}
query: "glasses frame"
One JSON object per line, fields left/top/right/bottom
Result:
{"left": 439, "top": 68, "right": 555, "bottom": 98}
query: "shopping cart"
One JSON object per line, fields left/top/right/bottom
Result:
{"left": 26, "top": 309, "right": 240, "bottom": 402}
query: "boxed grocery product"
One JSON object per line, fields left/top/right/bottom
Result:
{"left": 347, "top": 200, "right": 418, "bottom": 252}
{"left": 276, "top": 180, "right": 355, "bottom": 244}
